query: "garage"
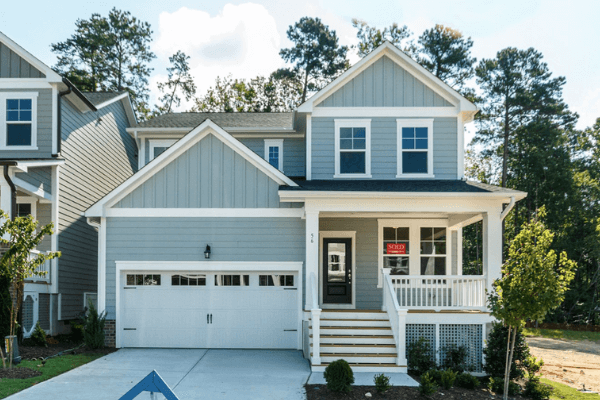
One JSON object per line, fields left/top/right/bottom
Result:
{"left": 118, "top": 268, "right": 301, "bottom": 349}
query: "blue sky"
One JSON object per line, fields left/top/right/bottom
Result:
{"left": 2, "top": 0, "right": 598, "bottom": 130}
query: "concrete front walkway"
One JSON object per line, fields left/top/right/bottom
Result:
{"left": 8, "top": 349, "right": 311, "bottom": 400}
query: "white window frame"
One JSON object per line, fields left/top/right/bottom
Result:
{"left": 334, "top": 119, "right": 371, "bottom": 178}
{"left": 16, "top": 196, "right": 37, "bottom": 220}
{"left": 148, "top": 139, "right": 176, "bottom": 161}
{"left": 396, "top": 118, "right": 434, "bottom": 178}
{"left": 377, "top": 219, "right": 450, "bottom": 287}
{"left": 0, "top": 92, "right": 38, "bottom": 150}
{"left": 264, "top": 139, "right": 283, "bottom": 171}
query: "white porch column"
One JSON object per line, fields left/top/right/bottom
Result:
{"left": 305, "top": 209, "right": 319, "bottom": 309}
{"left": 1, "top": 181, "right": 12, "bottom": 219}
{"left": 483, "top": 209, "right": 503, "bottom": 294}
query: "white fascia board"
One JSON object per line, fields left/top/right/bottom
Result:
{"left": 93, "top": 92, "right": 129, "bottom": 110}
{"left": 278, "top": 190, "right": 527, "bottom": 201}
{"left": 85, "top": 119, "right": 297, "bottom": 217}
{"left": 12, "top": 159, "right": 65, "bottom": 170}
{"left": 116, "top": 260, "right": 304, "bottom": 272}
{"left": 0, "top": 32, "right": 62, "bottom": 82}
{"left": 126, "top": 126, "right": 296, "bottom": 134}
{"left": 0, "top": 79, "right": 52, "bottom": 89}
{"left": 312, "top": 107, "right": 459, "bottom": 118}
{"left": 126, "top": 127, "right": 191, "bottom": 134}
{"left": 105, "top": 208, "right": 304, "bottom": 218}
{"left": 11, "top": 176, "right": 52, "bottom": 201}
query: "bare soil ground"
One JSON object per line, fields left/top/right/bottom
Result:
{"left": 527, "top": 337, "right": 600, "bottom": 393}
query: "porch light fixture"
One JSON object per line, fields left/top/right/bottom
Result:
{"left": 204, "top": 245, "right": 211, "bottom": 259}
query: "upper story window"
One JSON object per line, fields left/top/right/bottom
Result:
{"left": 149, "top": 139, "right": 176, "bottom": 161}
{"left": 334, "top": 119, "right": 371, "bottom": 178}
{"left": 0, "top": 93, "right": 38, "bottom": 150}
{"left": 264, "top": 139, "right": 283, "bottom": 171}
{"left": 396, "top": 119, "right": 434, "bottom": 178}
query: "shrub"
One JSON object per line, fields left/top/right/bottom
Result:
{"left": 69, "top": 320, "right": 84, "bottom": 342}
{"left": 0, "top": 275, "right": 11, "bottom": 340}
{"left": 488, "top": 377, "right": 520, "bottom": 396}
{"left": 524, "top": 379, "right": 553, "bottom": 400}
{"left": 440, "top": 369, "right": 457, "bottom": 389}
{"left": 426, "top": 369, "right": 443, "bottom": 384}
{"left": 408, "top": 337, "right": 436, "bottom": 374}
{"left": 419, "top": 372, "right": 438, "bottom": 397}
{"left": 324, "top": 359, "right": 354, "bottom": 393}
{"left": 30, "top": 321, "right": 47, "bottom": 347}
{"left": 81, "top": 299, "right": 106, "bottom": 349}
{"left": 441, "top": 344, "right": 469, "bottom": 372}
{"left": 374, "top": 373, "right": 391, "bottom": 393}
{"left": 524, "top": 356, "right": 544, "bottom": 380}
{"left": 455, "top": 373, "right": 480, "bottom": 389}
{"left": 483, "top": 322, "right": 530, "bottom": 380}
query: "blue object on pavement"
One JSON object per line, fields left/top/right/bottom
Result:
{"left": 119, "top": 370, "right": 179, "bottom": 400}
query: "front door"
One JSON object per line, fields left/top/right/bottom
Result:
{"left": 323, "top": 238, "right": 352, "bottom": 304}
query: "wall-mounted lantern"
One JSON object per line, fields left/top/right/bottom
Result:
{"left": 204, "top": 245, "right": 211, "bottom": 259}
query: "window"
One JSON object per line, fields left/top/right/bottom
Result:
{"left": 17, "top": 203, "right": 32, "bottom": 218}
{"left": 264, "top": 139, "right": 283, "bottom": 171}
{"left": 396, "top": 119, "right": 434, "bottom": 178}
{"left": 126, "top": 274, "right": 161, "bottom": 286}
{"left": 171, "top": 274, "right": 206, "bottom": 286}
{"left": 420, "top": 228, "right": 446, "bottom": 275}
{"left": 259, "top": 275, "right": 294, "bottom": 287}
{"left": 334, "top": 119, "right": 371, "bottom": 178}
{"left": 214, "top": 274, "right": 250, "bottom": 286}
{"left": 0, "top": 93, "right": 37, "bottom": 149}
{"left": 149, "top": 139, "right": 176, "bottom": 161}
{"left": 15, "top": 197, "right": 36, "bottom": 220}
{"left": 382, "top": 227, "right": 409, "bottom": 275}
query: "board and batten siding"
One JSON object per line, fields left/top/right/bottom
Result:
{"left": 317, "top": 56, "right": 453, "bottom": 108}
{"left": 0, "top": 42, "right": 45, "bottom": 78}
{"left": 0, "top": 88, "right": 53, "bottom": 158}
{"left": 116, "top": 133, "right": 293, "bottom": 209}
{"left": 237, "top": 137, "right": 306, "bottom": 177}
{"left": 15, "top": 167, "right": 52, "bottom": 194}
{"left": 311, "top": 117, "right": 458, "bottom": 179}
{"left": 58, "top": 98, "right": 137, "bottom": 319}
{"left": 104, "top": 217, "right": 306, "bottom": 319}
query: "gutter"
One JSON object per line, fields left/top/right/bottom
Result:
{"left": 56, "top": 84, "right": 73, "bottom": 157}
{"left": 0, "top": 162, "right": 18, "bottom": 219}
{"left": 500, "top": 196, "right": 516, "bottom": 221}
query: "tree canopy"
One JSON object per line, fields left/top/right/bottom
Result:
{"left": 154, "top": 51, "right": 197, "bottom": 116}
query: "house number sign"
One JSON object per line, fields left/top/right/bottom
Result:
{"left": 387, "top": 243, "right": 406, "bottom": 254}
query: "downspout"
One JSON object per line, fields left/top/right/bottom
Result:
{"left": 500, "top": 196, "right": 516, "bottom": 221}
{"left": 1, "top": 162, "right": 18, "bottom": 220}
{"left": 56, "top": 87, "right": 72, "bottom": 156}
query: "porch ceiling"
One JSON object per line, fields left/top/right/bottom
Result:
{"left": 319, "top": 212, "right": 482, "bottom": 228}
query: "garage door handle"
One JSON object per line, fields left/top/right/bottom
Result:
{"left": 210, "top": 314, "right": 212, "bottom": 324}
{"left": 207, "top": 314, "right": 209, "bottom": 324}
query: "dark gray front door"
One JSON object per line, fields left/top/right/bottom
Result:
{"left": 323, "top": 238, "right": 352, "bottom": 304}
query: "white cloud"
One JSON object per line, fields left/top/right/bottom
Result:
{"left": 153, "top": 3, "right": 283, "bottom": 111}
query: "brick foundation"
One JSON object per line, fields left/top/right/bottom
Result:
{"left": 104, "top": 320, "right": 116, "bottom": 347}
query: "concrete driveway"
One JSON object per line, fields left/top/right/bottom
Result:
{"left": 8, "top": 349, "right": 311, "bottom": 400}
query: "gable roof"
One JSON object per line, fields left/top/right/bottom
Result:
{"left": 0, "top": 31, "right": 62, "bottom": 82}
{"left": 85, "top": 119, "right": 298, "bottom": 217}
{"left": 297, "top": 41, "right": 477, "bottom": 118}
{"left": 132, "top": 112, "right": 295, "bottom": 131}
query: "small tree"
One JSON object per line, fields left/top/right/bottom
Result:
{"left": 487, "top": 208, "right": 576, "bottom": 400}
{"left": 0, "top": 211, "right": 60, "bottom": 368}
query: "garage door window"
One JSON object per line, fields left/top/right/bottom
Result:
{"left": 172, "top": 274, "right": 206, "bottom": 286}
{"left": 126, "top": 274, "right": 161, "bottom": 286}
{"left": 259, "top": 275, "right": 294, "bottom": 287}
{"left": 215, "top": 274, "right": 250, "bottom": 286}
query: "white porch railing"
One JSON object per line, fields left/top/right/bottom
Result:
{"left": 382, "top": 273, "right": 408, "bottom": 366}
{"left": 308, "top": 272, "right": 321, "bottom": 365}
{"left": 389, "top": 275, "right": 487, "bottom": 310}
{"left": 29, "top": 250, "right": 51, "bottom": 282}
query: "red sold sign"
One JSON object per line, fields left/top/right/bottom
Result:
{"left": 387, "top": 243, "right": 406, "bottom": 254}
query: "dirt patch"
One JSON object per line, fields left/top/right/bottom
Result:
{"left": 527, "top": 336, "right": 600, "bottom": 392}
{"left": 16, "top": 336, "right": 117, "bottom": 360}
{"left": 306, "top": 384, "right": 528, "bottom": 400}
{"left": 0, "top": 366, "right": 42, "bottom": 380}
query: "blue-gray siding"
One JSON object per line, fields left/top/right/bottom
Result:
{"left": 317, "top": 56, "right": 453, "bottom": 108}
{"left": 0, "top": 88, "right": 53, "bottom": 158}
{"left": 104, "top": 217, "right": 306, "bottom": 319}
{"left": 237, "top": 137, "right": 305, "bottom": 177}
{"left": 58, "top": 98, "right": 137, "bottom": 319}
{"left": 311, "top": 117, "right": 458, "bottom": 179}
{"left": 0, "top": 42, "right": 45, "bottom": 78}
{"left": 15, "top": 167, "right": 52, "bottom": 194}
{"left": 37, "top": 202, "right": 52, "bottom": 252}
{"left": 117, "top": 133, "right": 291, "bottom": 208}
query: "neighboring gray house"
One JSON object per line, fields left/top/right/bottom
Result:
{"left": 0, "top": 31, "right": 137, "bottom": 336}
{"left": 86, "top": 42, "right": 526, "bottom": 373}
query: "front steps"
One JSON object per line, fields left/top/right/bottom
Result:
{"left": 309, "top": 310, "right": 407, "bottom": 373}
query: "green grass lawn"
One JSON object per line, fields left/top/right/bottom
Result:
{"left": 523, "top": 328, "right": 600, "bottom": 342}
{"left": 0, "top": 353, "right": 105, "bottom": 399}
{"left": 542, "top": 378, "right": 600, "bottom": 400}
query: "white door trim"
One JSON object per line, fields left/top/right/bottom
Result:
{"left": 319, "top": 231, "right": 356, "bottom": 309}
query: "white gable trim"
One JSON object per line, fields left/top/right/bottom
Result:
{"left": 85, "top": 119, "right": 298, "bottom": 217}
{"left": 297, "top": 42, "right": 477, "bottom": 114}
{"left": 0, "top": 31, "right": 62, "bottom": 83}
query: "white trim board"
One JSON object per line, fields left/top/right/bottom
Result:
{"left": 312, "top": 107, "right": 459, "bottom": 118}
{"left": 105, "top": 208, "right": 305, "bottom": 218}
{"left": 319, "top": 231, "right": 356, "bottom": 310}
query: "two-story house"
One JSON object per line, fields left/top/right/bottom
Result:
{"left": 85, "top": 42, "right": 526, "bottom": 373}
{"left": 0, "top": 31, "right": 137, "bottom": 337}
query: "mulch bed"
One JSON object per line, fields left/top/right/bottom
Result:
{"left": 305, "top": 384, "right": 529, "bottom": 400}
{"left": 0, "top": 366, "right": 42, "bottom": 380}
{"left": 14, "top": 335, "right": 117, "bottom": 361}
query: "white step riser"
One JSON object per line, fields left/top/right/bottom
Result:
{"left": 319, "top": 319, "right": 390, "bottom": 327}
{"left": 318, "top": 312, "right": 388, "bottom": 320}
{"left": 316, "top": 336, "right": 395, "bottom": 345}
{"left": 311, "top": 328, "right": 392, "bottom": 336}
{"left": 312, "top": 365, "right": 407, "bottom": 373}
{"left": 320, "top": 355, "right": 398, "bottom": 364}
{"left": 318, "top": 346, "right": 397, "bottom": 354}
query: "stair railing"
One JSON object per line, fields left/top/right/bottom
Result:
{"left": 308, "top": 272, "right": 321, "bottom": 365}
{"left": 382, "top": 271, "right": 408, "bottom": 366}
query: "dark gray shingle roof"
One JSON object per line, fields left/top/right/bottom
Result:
{"left": 135, "top": 112, "right": 295, "bottom": 130}
{"left": 82, "top": 92, "right": 125, "bottom": 106}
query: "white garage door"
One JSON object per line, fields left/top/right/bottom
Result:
{"left": 120, "top": 271, "right": 299, "bottom": 349}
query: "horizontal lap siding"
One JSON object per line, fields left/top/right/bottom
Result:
{"left": 312, "top": 117, "right": 457, "bottom": 179}
{"left": 320, "top": 218, "right": 381, "bottom": 310}
{"left": 37, "top": 202, "right": 52, "bottom": 252}
{"left": 105, "top": 217, "right": 306, "bottom": 319}
{"left": 0, "top": 42, "right": 45, "bottom": 78}
{"left": 15, "top": 167, "right": 52, "bottom": 193}
{"left": 58, "top": 99, "right": 136, "bottom": 319}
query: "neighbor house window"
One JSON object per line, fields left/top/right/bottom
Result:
{"left": 264, "top": 139, "right": 283, "bottom": 171}
{"left": 334, "top": 119, "right": 371, "bottom": 178}
{"left": 0, "top": 93, "right": 38, "bottom": 149}
{"left": 149, "top": 139, "right": 177, "bottom": 161}
{"left": 396, "top": 119, "right": 433, "bottom": 177}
